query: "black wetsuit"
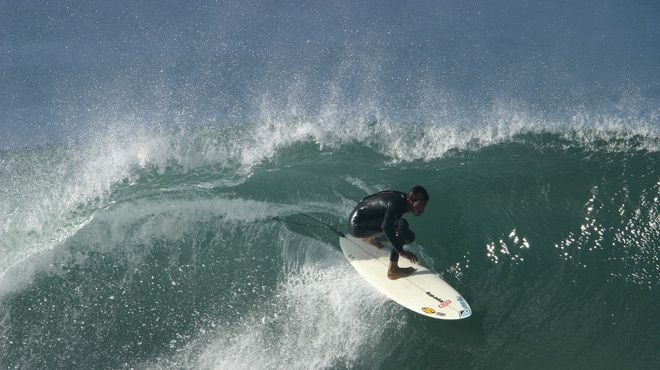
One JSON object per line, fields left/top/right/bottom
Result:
{"left": 347, "top": 190, "right": 409, "bottom": 262}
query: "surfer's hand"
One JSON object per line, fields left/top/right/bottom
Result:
{"left": 400, "top": 250, "right": 418, "bottom": 264}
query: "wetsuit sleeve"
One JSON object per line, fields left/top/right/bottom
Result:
{"left": 381, "top": 202, "right": 404, "bottom": 254}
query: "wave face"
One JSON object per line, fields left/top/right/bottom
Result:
{"left": 2, "top": 0, "right": 660, "bottom": 369}
{"left": 1, "top": 121, "right": 659, "bottom": 369}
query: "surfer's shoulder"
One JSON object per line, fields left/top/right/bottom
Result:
{"left": 359, "top": 190, "right": 405, "bottom": 205}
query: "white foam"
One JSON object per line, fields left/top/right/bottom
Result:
{"left": 0, "top": 191, "right": 342, "bottom": 297}
{"left": 0, "top": 124, "right": 173, "bottom": 285}
{"left": 143, "top": 237, "right": 402, "bottom": 370}
{"left": 243, "top": 93, "right": 660, "bottom": 165}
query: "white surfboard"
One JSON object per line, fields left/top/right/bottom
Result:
{"left": 339, "top": 235, "right": 471, "bottom": 320}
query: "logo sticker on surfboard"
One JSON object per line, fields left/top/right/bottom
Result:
{"left": 457, "top": 296, "right": 471, "bottom": 318}
{"left": 421, "top": 307, "right": 436, "bottom": 314}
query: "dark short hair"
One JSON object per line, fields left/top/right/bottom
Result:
{"left": 408, "top": 185, "right": 429, "bottom": 202}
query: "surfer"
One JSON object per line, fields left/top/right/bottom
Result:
{"left": 347, "top": 186, "right": 429, "bottom": 280}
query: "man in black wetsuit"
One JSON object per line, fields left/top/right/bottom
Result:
{"left": 347, "top": 186, "right": 429, "bottom": 280}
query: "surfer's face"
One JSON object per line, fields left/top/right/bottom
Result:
{"left": 410, "top": 199, "right": 427, "bottom": 216}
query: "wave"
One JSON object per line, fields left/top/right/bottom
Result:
{"left": 1, "top": 106, "right": 659, "bottom": 368}
{"left": 1, "top": 104, "right": 658, "bottom": 290}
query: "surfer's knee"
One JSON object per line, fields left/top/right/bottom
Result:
{"left": 395, "top": 219, "right": 415, "bottom": 245}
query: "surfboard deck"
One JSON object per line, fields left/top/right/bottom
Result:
{"left": 339, "top": 235, "right": 471, "bottom": 320}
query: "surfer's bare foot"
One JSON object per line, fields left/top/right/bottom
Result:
{"left": 387, "top": 265, "right": 416, "bottom": 280}
{"left": 362, "top": 237, "right": 384, "bottom": 249}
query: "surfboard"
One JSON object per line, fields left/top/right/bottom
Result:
{"left": 339, "top": 235, "right": 471, "bottom": 320}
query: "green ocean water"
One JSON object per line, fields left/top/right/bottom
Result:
{"left": 1, "top": 125, "right": 658, "bottom": 369}
{"left": 3, "top": 0, "right": 660, "bottom": 368}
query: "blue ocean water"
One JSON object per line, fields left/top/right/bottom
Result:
{"left": 1, "top": 1, "right": 659, "bottom": 369}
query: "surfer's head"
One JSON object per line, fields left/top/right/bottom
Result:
{"left": 407, "top": 185, "right": 429, "bottom": 216}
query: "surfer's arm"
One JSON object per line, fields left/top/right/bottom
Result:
{"left": 381, "top": 199, "right": 418, "bottom": 264}
{"left": 382, "top": 213, "right": 418, "bottom": 264}
{"left": 381, "top": 204, "right": 404, "bottom": 254}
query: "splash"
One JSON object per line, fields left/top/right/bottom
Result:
{"left": 142, "top": 239, "right": 402, "bottom": 370}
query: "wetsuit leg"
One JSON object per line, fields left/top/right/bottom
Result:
{"left": 347, "top": 210, "right": 383, "bottom": 238}
{"left": 350, "top": 210, "right": 403, "bottom": 263}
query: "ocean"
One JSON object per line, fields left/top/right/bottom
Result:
{"left": 1, "top": 1, "right": 659, "bottom": 369}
